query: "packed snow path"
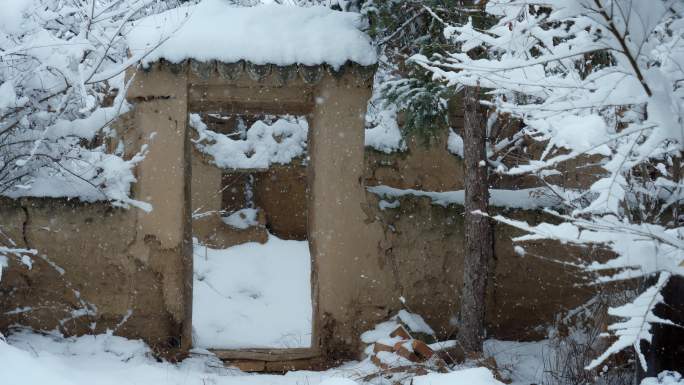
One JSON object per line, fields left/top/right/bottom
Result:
{"left": 192, "top": 234, "right": 312, "bottom": 349}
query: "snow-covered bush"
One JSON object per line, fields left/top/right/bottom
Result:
{"left": 412, "top": 0, "right": 684, "bottom": 372}
{"left": 544, "top": 290, "right": 638, "bottom": 385}
{"left": 0, "top": 0, "right": 184, "bottom": 210}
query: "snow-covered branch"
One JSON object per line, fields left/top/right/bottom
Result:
{"left": 415, "top": 0, "right": 684, "bottom": 371}
{"left": 0, "top": 0, "right": 182, "bottom": 210}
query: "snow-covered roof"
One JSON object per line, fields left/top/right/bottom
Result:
{"left": 128, "top": 0, "right": 377, "bottom": 69}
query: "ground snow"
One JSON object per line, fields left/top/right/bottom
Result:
{"left": 484, "top": 339, "right": 551, "bottom": 385}
{"left": 0, "top": 337, "right": 73, "bottom": 385}
{"left": 319, "top": 378, "right": 360, "bottom": 385}
{"left": 192, "top": 234, "right": 312, "bottom": 349}
{"left": 1, "top": 330, "right": 367, "bottom": 385}
{"left": 1, "top": 330, "right": 676, "bottom": 385}
{"left": 413, "top": 367, "right": 505, "bottom": 385}
{"left": 128, "top": 0, "right": 376, "bottom": 68}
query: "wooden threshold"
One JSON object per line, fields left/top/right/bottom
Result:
{"left": 210, "top": 347, "right": 319, "bottom": 362}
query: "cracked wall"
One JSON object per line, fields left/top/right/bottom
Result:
{"left": 0, "top": 198, "right": 184, "bottom": 355}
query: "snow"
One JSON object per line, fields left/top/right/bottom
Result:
{"left": 529, "top": 114, "right": 612, "bottom": 157}
{"left": 0, "top": 337, "right": 74, "bottom": 385}
{"left": 587, "top": 272, "right": 673, "bottom": 370}
{"left": 0, "top": 0, "right": 160, "bottom": 207}
{"left": 190, "top": 113, "right": 308, "bottom": 170}
{"left": 0, "top": 329, "right": 372, "bottom": 385}
{"left": 360, "top": 319, "right": 400, "bottom": 344}
{"left": 447, "top": 129, "right": 464, "bottom": 158}
{"left": 1, "top": 66, "right": 148, "bottom": 208}
{"left": 375, "top": 350, "right": 413, "bottom": 366}
{"left": 360, "top": 310, "right": 434, "bottom": 344}
{"left": 498, "top": 215, "right": 684, "bottom": 281}
{"left": 192, "top": 234, "right": 312, "bottom": 349}
{"left": 364, "top": 108, "right": 405, "bottom": 153}
{"left": 513, "top": 245, "right": 525, "bottom": 256}
{"left": 0, "top": 81, "right": 25, "bottom": 110}
{"left": 222, "top": 208, "right": 259, "bottom": 229}
{"left": 427, "top": 340, "right": 459, "bottom": 350}
{"left": 319, "top": 378, "right": 359, "bottom": 385}
{"left": 0, "top": 0, "right": 33, "bottom": 34}
{"left": 411, "top": 1, "right": 684, "bottom": 369}
{"left": 378, "top": 199, "right": 400, "bottom": 210}
{"left": 0, "top": 328, "right": 549, "bottom": 385}
{"left": 368, "top": 185, "right": 569, "bottom": 209}
{"left": 484, "top": 339, "right": 551, "bottom": 385}
{"left": 128, "top": 0, "right": 377, "bottom": 69}
{"left": 413, "top": 367, "right": 505, "bottom": 385}
{"left": 2, "top": 144, "right": 151, "bottom": 212}
{"left": 642, "top": 372, "right": 684, "bottom": 385}
{"left": 364, "top": 61, "right": 407, "bottom": 153}
{"left": 397, "top": 309, "right": 434, "bottom": 335}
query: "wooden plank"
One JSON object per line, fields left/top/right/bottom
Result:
{"left": 211, "top": 348, "right": 319, "bottom": 362}
{"left": 265, "top": 357, "right": 323, "bottom": 372}
{"left": 224, "top": 357, "right": 323, "bottom": 373}
{"left": 229, "top": 360, "right": 266, "bottom": 372}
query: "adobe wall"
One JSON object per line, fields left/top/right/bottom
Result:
{"left": 365, "top": 130, "right": 465, "bottom": 191}
{"left": 0, "top": 61, "right": 600, "bottom": 364}
{"left": 0, "top": 198, "right": 186, "bottom": 355}
{"left": 315, "top": 131, "right": 599, "bottom": 359}
{"left": 356, "top": 193, "right": 597, "bottom": 341}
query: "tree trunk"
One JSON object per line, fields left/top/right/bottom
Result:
{"left": 458, "top": 85, "right": 493, "bottom": 353}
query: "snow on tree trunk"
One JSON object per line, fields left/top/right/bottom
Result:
{"left": 459, "top": 86, "right": 493, "bottom": 353}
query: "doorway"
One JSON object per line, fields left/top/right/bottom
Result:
{"left": 189, "top": 112, "right": 313, "bottom": 350}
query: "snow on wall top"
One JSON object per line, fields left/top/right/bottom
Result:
{"left": 128, "top": 0, "right": 377, "bottom": 69}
